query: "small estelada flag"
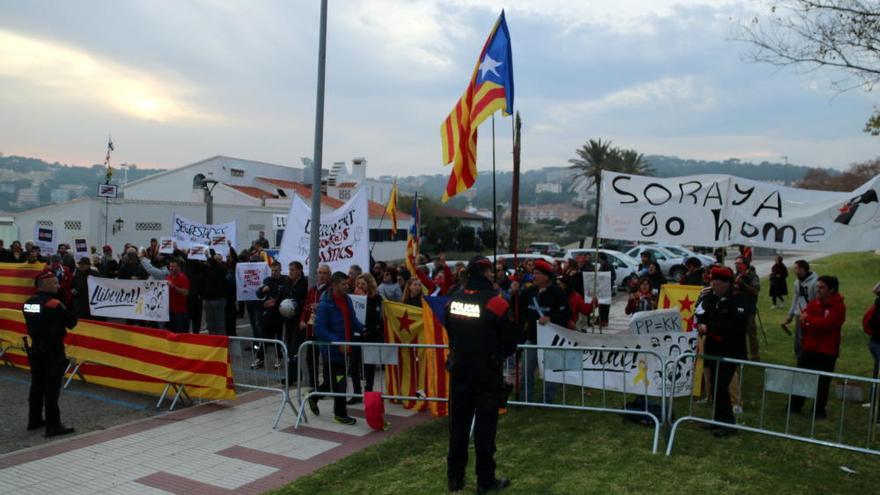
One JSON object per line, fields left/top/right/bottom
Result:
{"left": 386, "top": 182, "right": 399, "bottom": 235}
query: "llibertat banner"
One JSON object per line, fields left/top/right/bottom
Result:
{"left": 87, "top": 278, "right": 170, "bottom": 322}
{"left": 235, "top": 262, "right": 270, "bottom": 301}
{"left": 598, "top": 171, "right": 880, "bottom": 252}
{"left": 537, "top": 322, "right": 697, "bottom": 397}
{"left": 278, "top": 187, "right": 369, "bottom": 274}
{"left": 171, "top": 214, "right": 237, "bottom": 250}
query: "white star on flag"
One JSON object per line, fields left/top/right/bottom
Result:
{"left": 478, "top": 55, "right": 502, "bottom": 80}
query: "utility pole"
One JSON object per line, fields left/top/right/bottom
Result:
{"left": 781, "top": 155, "right": 789, "bottom": 187}
{"left": 308, "top": 0, "right": 328, "bottom": 287}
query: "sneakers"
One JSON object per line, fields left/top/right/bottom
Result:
{"left": 333, "top": 415, "right": 357, "bottom": 425}
{"left": 45, "top": 424, "right": 75, "bottom": 438}
{"left": 733, "top": 405, "right": 743, "bottom": 415}
{"left": 477, "top": 477, "right": 511, "bottom": 494}
{"left": 308, "top": 397, "right": 320, "bottom": 416}
{"left": 250, "top": 359, "right": 264, "bottom": 369}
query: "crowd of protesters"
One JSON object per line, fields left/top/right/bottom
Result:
{"left": 5, "top": 235, "right": 880, "bottom": 430}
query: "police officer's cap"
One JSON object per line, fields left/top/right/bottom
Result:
{"left": 467, "top": 256, "right": 491, "bottom": 273}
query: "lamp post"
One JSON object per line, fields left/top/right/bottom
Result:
{"left": 781, "top": 155, "right": 789, "bottom": 187}
{"left": 199, "top": 178, "right": 219, "bottom": 224}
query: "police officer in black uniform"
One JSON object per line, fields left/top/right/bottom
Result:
{"left": 445, "top": 256, "right": 518, "bottom": 493}
{"left": 694, "top": 266, "right": 748, "bottom": 437}
{"left": 23, "top": 270, "right": 78, "bottom": 437}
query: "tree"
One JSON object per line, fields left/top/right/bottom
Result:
{"left": 733, "top": 1, "right": 880, "bottom": 134}
{"left": 617, "top": 149, "right": 654, "bottom": 175}
{"left": 797, "top": 158, "right": 880, "bottom": 190}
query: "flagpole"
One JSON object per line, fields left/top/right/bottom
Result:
{"left": 491, "top": 115, "right": 497, "bottom": 263}
{"left": 308, "top": 0, "right": 328, "bottom": 288}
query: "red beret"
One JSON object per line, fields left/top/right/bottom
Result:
{"left": 710, "top": 266, "right": 734, "bottom": 282}
{"left": 102, "top": 245, "right": 113, "bottom": 252}
{"left": 34, "top": 270, "right": 56, "bottom": 286}
{"left": 533, "top": 259, "right": 555, "bottom": 276}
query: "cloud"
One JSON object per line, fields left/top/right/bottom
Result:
{"left": 0, "top": 29, "right": 218, "bottom": 122}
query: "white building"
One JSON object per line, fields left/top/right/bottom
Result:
{"left": 535, "top": 182, "right": 562, "bottom": 194}
{"left": 12, "top": 155, "right": 410, "bottom": 261}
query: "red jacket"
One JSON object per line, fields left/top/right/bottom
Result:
{"left": 416, "top": 264, "right": 454, "bottom": 295}
{"left": 801, "top": 292, "right": 846, "bottom": 357}
{"left": 299, "top": 284, "right": 328, "bottom": 338}
{"left": 567, "top": 291, "right": 595, "bottom": 329}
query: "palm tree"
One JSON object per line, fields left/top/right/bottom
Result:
{"left": 569, "top": 139, "right": 616, "bottom": 247}
{"left": 617, "top": 149, "right": 653, "bottom": 175}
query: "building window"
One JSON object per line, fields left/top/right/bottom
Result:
{"left": 135, "top": 222, "right": 162, "bottom": 231}
{"left": 248, "top": 224, "right": 265, "bottom": 231}
{"left": 230, "top": 168, "right": 245, "bottom": 177}
{"left": 37, "top": 220, "right": 53, "bottom": 227}
{"left": 63, "top": 220, "right": 82, "bottom": 231}
{"left": 339, "top": 189, "right": 351, "bottom": 200}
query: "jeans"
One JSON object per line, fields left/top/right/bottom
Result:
{"left": 869, "top": 340, "right": 880, "bottom": 379}
{"left": 203, "top": 298, "right": 226, "bottom": 335}
{"left": 519, "top": 340, "right": 557, "bottom": 403}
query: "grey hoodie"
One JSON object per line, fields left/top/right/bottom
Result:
{"left": 788, "top": 271, "right": 819, "bottom": 317}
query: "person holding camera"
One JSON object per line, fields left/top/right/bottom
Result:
{"left": 253, "top": 261, "right": 289, "bottom": 369}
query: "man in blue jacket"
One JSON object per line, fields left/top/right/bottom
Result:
{"left": 313, "top": 271, "right": 364, "bottom": 425}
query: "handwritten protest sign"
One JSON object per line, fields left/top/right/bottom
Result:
{"left": 235, "top": 263, "right": 270, "bottom": 301}
{"left": 87, "top": 278, "right": 169, "bottom": 322}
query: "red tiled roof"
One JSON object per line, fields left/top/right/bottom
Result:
{"left": 336, "top": 181, "right": 357, "bottom": 188}
{"left": 255, "top": 177, "right": 409, "bottom": 220}
{"left": 225, "top": 184, "right": 278, "bottom": 200}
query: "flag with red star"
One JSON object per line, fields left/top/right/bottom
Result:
{"left": 382, "top": 298, "right": 450, "bottom": 415}
{"left": 658, "top": 284, "right": 702, "bottom": 333}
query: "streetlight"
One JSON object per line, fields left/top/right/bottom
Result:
{"left": 112, "top": 217, "right": 124, "bottom": 235}
{"left": 781, "top": 155, "right": 789, "bottom": 187}
{"left": 194, "top": 175, "right": 219, "bottom": 223}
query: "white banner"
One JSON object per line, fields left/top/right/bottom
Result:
{"left": 87, "top": 278, "right": 170, "bottom": 322}
{"left": 171, "top": 214, "right": 237, "bottom": 250}
{"left": 34, "top": 225, "right": 56, "bottom": 256}
{"left": 537, "top": 322, "right": 697, "bottom": 397}
{"left": 627, "top": 308, "right": 682, "bottom": 335}
{"left": 598, "top": 171, "right": 880, "bottom": 252}
{"left": 349, "top": 294, "right": 367, "bottom": 326}
{"left": 159, "top": 237, "right": 175, "bottom": 254}
{"left": 235, "top": 262, "right": 270, "bottom": 301}
{"left": 278, "top": 187, "right": 370, "bottom": 274}
{"left": 582, "top": 271, "right": 612, "bottom": 305}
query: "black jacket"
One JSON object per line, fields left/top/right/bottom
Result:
{"left": 279, "top": 275, "right": 308, "bottom": 323}
{"left": 694, "top": 288, "right": 748, "bottom": 359}
{"left": 202, "top": 259, "right": 229, "bottom": 300}
{"left": 22, "top": 291, "right": 78, "bottom": 347}
{"left": 445, "top": 274, "right": 516, "bottom": 358}
{"left": 518, "top": 282, "right": 569, "bottom": 343}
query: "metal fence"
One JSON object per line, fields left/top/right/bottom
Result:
{"left": 228, "top": 336, "right": 298, "bottom": 428}
{"left": 665, "top": 353, "right": 880, "bottom": 457}
{"left": 510, "top": 344, "right": 672, "bottom": 454}
{"left": 293, "top": 340, "right": 449, "bottom": 429}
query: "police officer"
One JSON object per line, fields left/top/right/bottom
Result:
{"left": 694, "top": 266, "right": 748, "bottom": 437}
{"left": 23, "top": 270, "right": 78, "bottom": 437}
{"left": 445, "top": 256, "right": 517, "bottom": 493}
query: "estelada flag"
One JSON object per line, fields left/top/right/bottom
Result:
{"left": 405, "top": 193, "right": 420, "bottom": 278}
{"left": 383, "top": 300, "right": 425, "bottom": 410}
{"left": 440, "top": 11, "right": 514, "bottom": 202}
{"left": 386, "top": 182, "right": 399, "bottom": 236}
{"left": 658, "top": 283, "right": 702, "bottom": 333}
{"left": 421, "top": 295, "right": 449, "bottom": 416}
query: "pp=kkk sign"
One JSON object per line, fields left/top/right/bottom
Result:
{"left": 97, "top": 184, "right": 118, "bottom": 198}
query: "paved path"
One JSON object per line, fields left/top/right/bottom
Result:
{"left": 0, "top": 391, "right": 429, "bottom": 494}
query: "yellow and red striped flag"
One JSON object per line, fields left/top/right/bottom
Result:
{"left": 405, "top": 192, "right": 420, "bottom": 278}
{"left": 0, "top": 262, "right": 43, "bottom": 311}
{"left": 386, "top": 182, "right": 399, "bottom": 235}
{"left": 440, "top": 11, "right": 514, "bottom": 202}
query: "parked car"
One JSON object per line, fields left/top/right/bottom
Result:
{"left": 649, "top": 243, "right": 715, "bottom": 267}
{"left": 562, "top": 248, "right": 639, "bottom": 290}
{"left": 526, "top": 242, "right": 564, "bottom": 257}
{"left": 625, "top": 245, "right": 687, "bottom": 280}
{"left": 488, "top": 253, "right": 557, "bottom": 273}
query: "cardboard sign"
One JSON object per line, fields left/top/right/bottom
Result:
{"left": 628, "top": 309, "right": 683, "bottom": 335}
{"left": 188, "top": 244, "right": 209, "bottom": 261}
{"left": 34, "top": 225, "right": 56, "bottom": 256}
{"left": 235, "top": 262, "right": 270, "bottom": 301}
{"left": 73, "top": 238, "right": 89, "bottom": 258}
{"left": 159, "top": 237, "right": 174, "bottom": 254}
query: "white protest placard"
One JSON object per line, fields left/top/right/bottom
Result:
{"left": 171, "top": 214, "right": 237, "bottom": 250}
{"left": 34, "top": 225, "right": 56, "bottom": 256}
{"left": 348, "top": 294, "right": 367, "bottom": 326}
{"left": 235, "top": 262, "right": 270, "bottom": 301}
{"left": 73, "top": 238, "right": 89, "bottom": 258}
{"left": 272, "top": 214, "right": 287, "bottom": 230}
{"left": 582, "top": 271, "right": 612, "bottom": 305}
{"left": 159, "top": 237, "right": 174, "bottom": 254}
{"left": 210, "top": 234, "right": 230, "bottom": 257}
{"left": 537, "top": 322, "right": 697, "bottom": 397}
{"left": 627, "top": 308, "right": 683, "bottom": 335}
{"left": 278, "top": 187, "right": 370, "bottom": 275}
{"left": 188, "top": 244, "right": 208, "bottom": 261}
{"left": 87, "top": 278, "right": 170, "bottom": 322}
{"left": 598, "top": 171, "right": 880, "bottom": 252}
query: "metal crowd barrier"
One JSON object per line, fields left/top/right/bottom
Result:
{"left": 293, "top": 340, "right": 449, "bottom": 429}
{"left": 666, "top": 353, "right": 880, "bottom": 457}
{"left": 511, "top": 344, "right": 671, "bottom": 454}
{"left": 228, "top": 336, "right": 299, "bottom": 428}
{"left": 0, "top": 337, "right": 21, "bottom": 367}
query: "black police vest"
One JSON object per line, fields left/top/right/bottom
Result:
{"left": 446, "top": 289, "right": 501, "bottom": 355}
{"left": 22, "top": 292, "right": 70, "bottom": 342}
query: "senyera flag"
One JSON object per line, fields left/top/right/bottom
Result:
{"left": 0, "top": 262, "right": 43, "bottom": 310}
{"left": 0, "top": 308, "right": 235, "bottom": 400}
{"left": 405, "top": 192, "right": 420, "bottom": 278}
{"left": 440, "top": 10, "right": 514, "bottom": 202}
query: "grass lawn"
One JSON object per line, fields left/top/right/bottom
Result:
{"left": 274, "top": 252, "right": 880, "bottom": 495}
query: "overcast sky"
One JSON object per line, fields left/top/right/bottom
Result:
{"left": 1, "top": 0, "right": 877, "bottom": 176}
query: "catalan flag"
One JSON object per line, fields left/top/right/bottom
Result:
{"left": 386, "top": 181, "right": 399, "bottom": 236}
{"left": 658, "top": 283, "right": 704, "bottom": 396}
{"left": 421, "top": 295, "right": 450, "bottom": 416}
{"left": 405, "top": 192, "right": 420, "bottom": 277}
{"left": 0, "top": 308, "right": 235, "bottom": 400}
{"left": 440, "top": 11, "right": 514, "bottom": 202}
